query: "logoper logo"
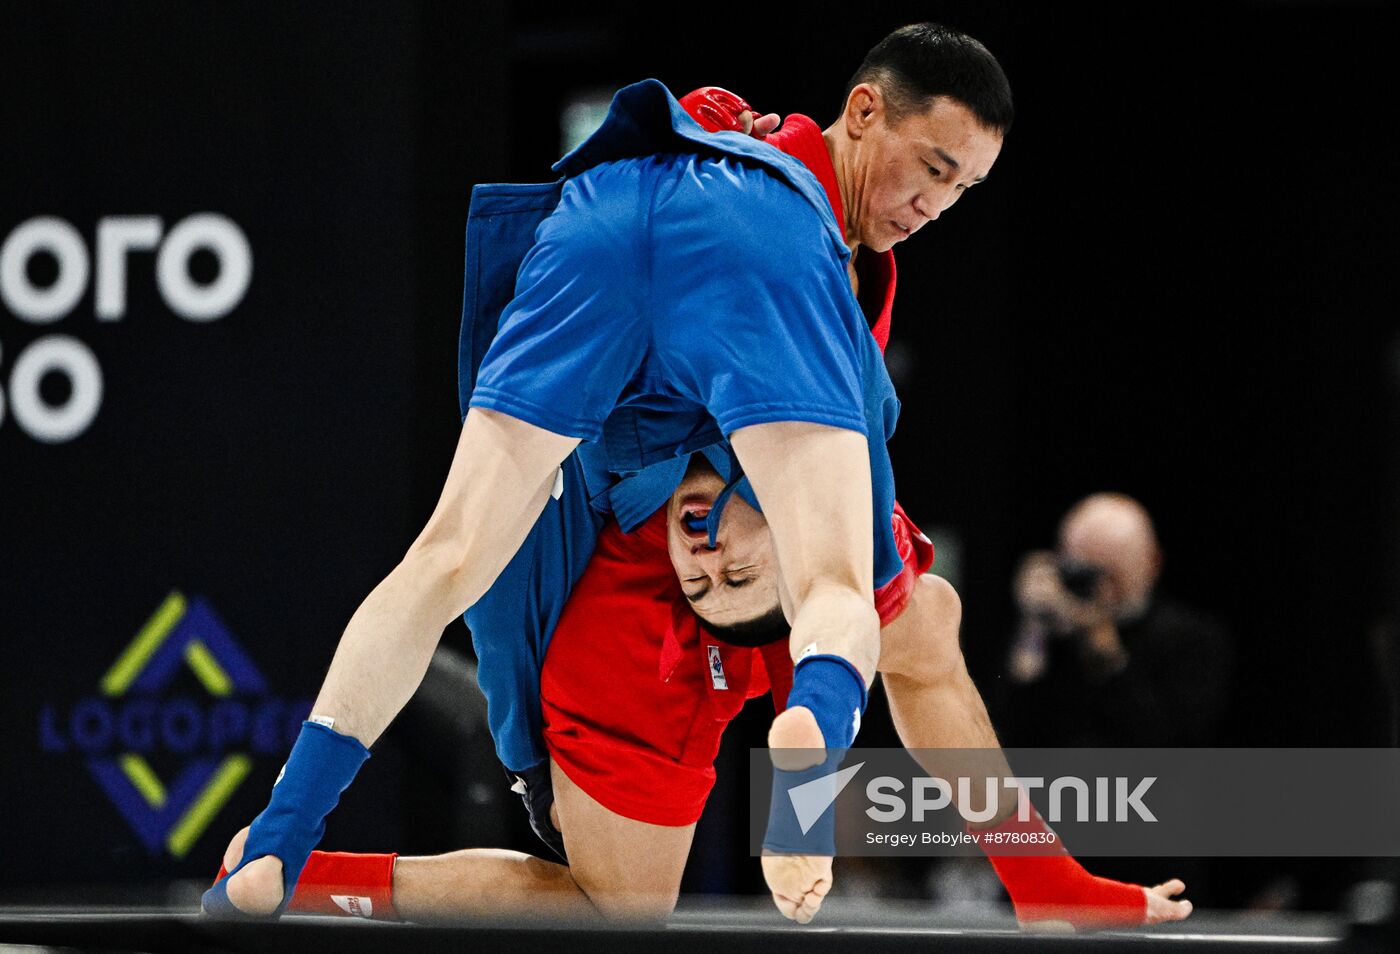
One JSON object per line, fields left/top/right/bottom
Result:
{"left": 39, "top": 591, "right": 306, "bottom": 858}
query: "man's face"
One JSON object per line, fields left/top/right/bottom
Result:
{"left": 1059, "top": 509, "right": 1160, "bottom": 621}
{"left": 665, "top": 460, "right": 781, "bottom": 628}
{"left": 843, "top": 89, "right": 1004, "bottom": 253}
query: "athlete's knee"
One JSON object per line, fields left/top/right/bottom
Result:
{"left": 572, "top": 876, "right": 679, "bottom": 922}
{"left": 916, "top": 574, "right": 964, "bottom": 680}
{"left": 880, "top": 574, "right": 965, "bottom": 683}
{"left": 923, "top": 573, "right": 963, "bottom": 631}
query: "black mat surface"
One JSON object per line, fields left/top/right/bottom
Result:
{"left": 0, "top": 907, "right": 1374, "bottom": 954}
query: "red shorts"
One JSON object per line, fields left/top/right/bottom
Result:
{"left": 540, "top": 502, "right": 932, "bottom": 826}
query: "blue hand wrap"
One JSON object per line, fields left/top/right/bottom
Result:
{"left": 787, "top": 653, "right": 868, "bottom": 749}
{"left": 762, "top": 654, "right": 868, "bottom": 855}
{"left": 202, "top": 721, "right": 370, "bottom": 919}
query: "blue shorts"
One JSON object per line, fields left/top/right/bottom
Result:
{"left": 469, "top": 152, "right": 871, "bottom": 456}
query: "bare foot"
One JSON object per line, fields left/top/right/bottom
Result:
{"left": 763, "top": 706, "right": 834, "bottom": 923}
{"left": 761, "top": 853, "right": 831, "bottom": 924}
{"left": 218, "top": 826, "right": 285, "bottom": 915}
{"left": 768, "top": 706, "right": 825, "bottom": 768}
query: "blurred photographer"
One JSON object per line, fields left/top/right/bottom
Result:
{"left": 1002, "top": 492, "right": 1234, "bottom": 748}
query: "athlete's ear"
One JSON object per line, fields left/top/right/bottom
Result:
{"left": 844, "top": 83, "right": 880, "bottom": 138}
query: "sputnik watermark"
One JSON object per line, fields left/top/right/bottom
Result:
{"left": 754, "top": 747, "right": 1400, "bottom": 857}
{"left": 865, "top": 775, "right": 1157, "bottom": 824}
{"left": 784, "top": 765, "right": 1155, "bottom": 838}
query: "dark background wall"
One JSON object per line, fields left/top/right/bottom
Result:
{"left": 1, "top": 0, "right": 1395, "bottom": 909}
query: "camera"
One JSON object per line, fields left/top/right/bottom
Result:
{"left": 1056, "top": 558, "right": 1104, "bottom": 603}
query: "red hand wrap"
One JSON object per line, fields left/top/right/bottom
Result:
{"left": 679, "top": 86, "right": 755, "bottom": 133}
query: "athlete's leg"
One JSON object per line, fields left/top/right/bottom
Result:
{"left": 876, "top": 574, "right": 1011, "bottom": 821}
{"left": 878, "top": 574, "right": 995, "bottom": 740}
{"left": 219, "top": 410, "right": 580, "bottom": 916}
{"left": 217, "top": 756, "right": 696, "bottom": 925}
{"left": 218, "top": 825, "right": 588, "bottom": 922}
{"left": 398, "top": 758, "right": 695, "bottom": 922}
{"left": 549, "top": 759, "right": 696, "bottom": 921}
{"left": 392, "top": 847, "right": 589, "bottom": 922}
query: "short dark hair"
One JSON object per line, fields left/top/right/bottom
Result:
{"left": 699, "top": 604, "right": 790, "bottom": 648}
{"left": 844, "top": 22, "right": 1014, "bottom": 134}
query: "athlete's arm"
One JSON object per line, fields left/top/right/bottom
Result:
{"left": 208, "top": 408, "right": 576, "bottom": 918}
{"left": 312, "top": 407, "right": 578, "bottom": 745}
